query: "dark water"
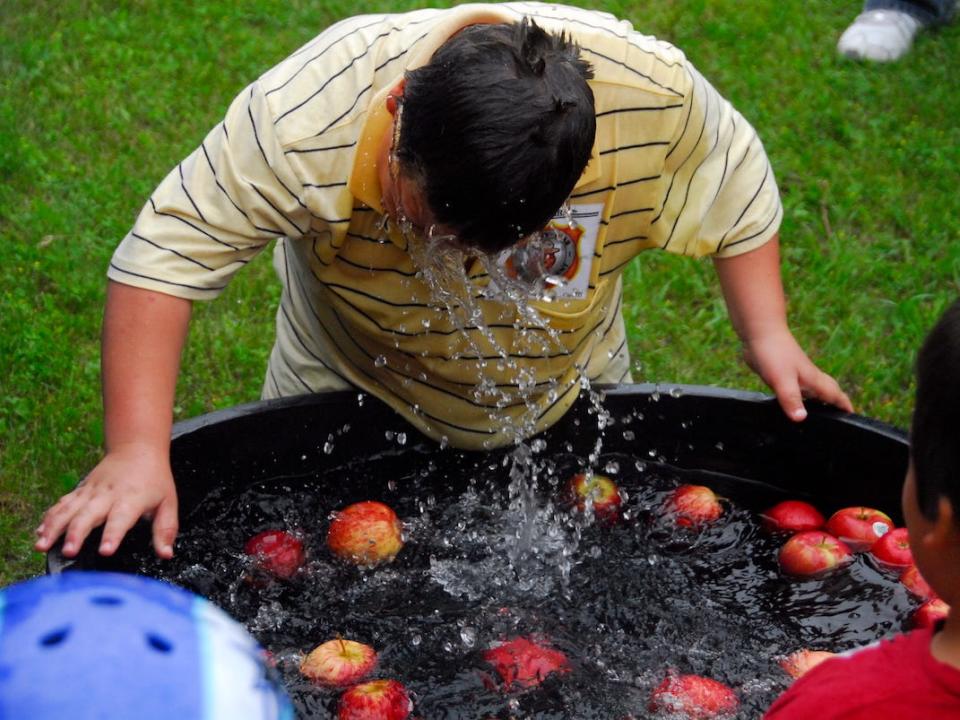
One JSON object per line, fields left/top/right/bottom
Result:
{"left": 130, "top": 444, "right": 916, "bottom": 719}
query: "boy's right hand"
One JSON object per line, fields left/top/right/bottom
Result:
{"left": 34, "top": 443, "right": 179, "bottom": 560}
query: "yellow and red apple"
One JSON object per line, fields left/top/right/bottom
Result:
{"left": 870, "top": 527, "right": 913, "bottom": 567}
{"left": 483, "top": 636, "right": 570, "bottom": 690}
{"left": 300, "top": 638, "right": 377, "bottom": 686}
{"left": 761, "top": 500, "right": 825, "bottom": 534}
{"left": 566, "top": 472, "right": 622, "bottom": 520}
{"left": 778, "top": 531, "right": 853, "bottom": 576}
{"left": 244, "top": 529, "right": 306, "bottom": 580}
{"left": 779, "top": 649, "right": 837, "bottom": 679}
{"left": 825, "top": 506, "right": 893, "bottom": 551}
{"left": 327, "top": 501, "right": 404, "bottom": 567}
{"left": 912, "top": 598, "right": 950, "bottom": 629}
{"left": 900, "top": 564, "right": 936, "bottom": 600}
{"left": 337, "top": 679, "right": 412, "bottom": 720}
{"left": 648, "top": 673, "right": 738, "bottom": 718}
{"left": 666, "top": 485, "right": 723, "bottom": 528}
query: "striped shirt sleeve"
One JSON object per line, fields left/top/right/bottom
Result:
{"left": 108, "top": 80, "right": 311, "bottom": 300}
{"left": 648, "top": 63, "right": 783, "bottom": 259}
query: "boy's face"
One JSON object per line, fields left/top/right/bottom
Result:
{"left": 901, "top": 460, "right": 954, "bottom": 605}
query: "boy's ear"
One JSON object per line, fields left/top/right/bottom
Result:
{"left": 386, "top": 78, "right": 406, "bottom": 115}
{"left": 927, "top": 495, "right": 958, "bottom": 550}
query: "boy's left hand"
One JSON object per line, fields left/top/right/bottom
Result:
{"left": 741, "top": 328, "right": 853, "bottom": 421}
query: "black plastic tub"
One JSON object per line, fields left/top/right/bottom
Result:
{"left": 46, "top": 384, "right": 914, "bottom": 718}
{"left": 48, "top": 383, "right": 908, "bottom": 574}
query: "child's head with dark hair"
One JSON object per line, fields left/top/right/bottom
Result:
{"left": 901, "top": 298, "right": 960, "bottom": 615}
{"left": 398, "top": 18, "right": 596, "bottom": 253}
{"left": 911, "top": 298, "right": 960, "bottom": 520}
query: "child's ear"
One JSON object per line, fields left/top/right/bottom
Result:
{"left": 927, "top": 495, "right": 958, "bottom": 550}
{"left": 386, "top": 78, "right": 406, "bottom": 115}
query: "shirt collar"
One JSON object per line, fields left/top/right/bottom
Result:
{"left": 348, "top": 4, "right": 601, "bottom": 219}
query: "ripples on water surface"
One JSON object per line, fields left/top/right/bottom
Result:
{"left": 131, "top": 445, "right": 915, "bottom": 719}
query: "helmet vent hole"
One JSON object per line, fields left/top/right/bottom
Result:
{"left": 146, "top": 633, "right": 173, "bottom": 653}
{"left": 90, "top": 595, "right": 124, "bottom": 606}
{"left": 40, "top": 626, "right": 71, "bottom": 648}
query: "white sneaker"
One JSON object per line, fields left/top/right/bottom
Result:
{"left": 837, "top": 9, "right": 923, "bottom": 62}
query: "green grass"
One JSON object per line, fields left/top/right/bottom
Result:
{"left": 1, "top": 0, "right": 957, "bottom": 585}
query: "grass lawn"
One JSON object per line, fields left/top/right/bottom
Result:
{"left": 1, "top": 0, "right": 957, "bottom": 586}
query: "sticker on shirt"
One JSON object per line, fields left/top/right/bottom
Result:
{"left": 496, "top": 203, "right": 602, "bottom": 300}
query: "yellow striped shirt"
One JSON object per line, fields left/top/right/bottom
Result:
{"left": 108, "top": 2, "right": 782, "bottom": 449}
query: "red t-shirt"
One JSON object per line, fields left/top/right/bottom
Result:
{"left": 765, "top": 627, "right": 960, "bottom": 719}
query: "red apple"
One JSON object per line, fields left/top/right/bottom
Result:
{"left": 761, "top": 500, "right": 825, "bottom": 533}
{"left": 567, "top": 472, "right": 622, "bottom": 520}
{"left": 778, "top": 531, "right": 853, "bottom": 577}
{"left": 648, "top": 673, "right": 738, "bottom": 719}
{"left": 825, "top": 507, "right": 893, "bottom": 551}
{"left": 244, "top": 529, "right": 305, "bottom": 579}
{"left": 779, "top": 649, "right": 837, "bottom": 679}
{"left": 666, "top": 485, "right": 723, "bottom": 528}
{"left": 900, "top": 565, "right": 936, "bottom": 600}
{"left": 870, "top": 527, "right": 913, "bottom": 567}
{"left": 912, "top": 598, "right": 950, "bottom": 629}
{"left": 337, "top": 679, "right": 412, "bottom": 720}
{"left": 327, "top": 501, "right": 404, "bottom": 567}
{"left": 300, "top": 638, "right": 377, "bottom": 686}
{"left": 483, "top": 636, "right": 570, "bottom": 689}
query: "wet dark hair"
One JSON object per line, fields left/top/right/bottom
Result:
{"left": 399, "top": 18, "right": 595, "bottom": 253}
{"left": 911, "top": 298, "right": 960, "bottom": 520}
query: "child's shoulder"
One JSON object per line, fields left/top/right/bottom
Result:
{"left": 764, "top": 628, "right": 948, "bottom": 719}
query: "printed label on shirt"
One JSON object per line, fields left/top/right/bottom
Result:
{"left": 546, "top": 203, "right": 602, "bottom": 299}
{"left": 487, "top": 203, "right": 603, "bottom": 300}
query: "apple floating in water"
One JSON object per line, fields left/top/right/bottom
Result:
{"left": 900, "top": 564, "right": 935, "bottom": 600}
{"left": 870, "top": 527, "right": 913, "bottom": 567}
{"left": 337, "top": 679, "right": 412, "bottom": 720}
{"left": 778, "top": 531, "right": 853, "bottom": 577}
{"left": 825, "top": 506, "right": 893, "bottom": 551}
{"left": 300, "top": 638, "right": 377, "bottom": 686}
{"left": 243, "top": 529, "right": 305, "bottom": 580}
{"left": 648, "top": 673, "right": 739, "bottom": 719}
{"left": 761, "top": 500, "right": 825, "bottom": 533}
{"left": 483, "top": 636, "right": 570, "bottom": 689}
{"left": 665, "top": 484, "right": 723, "bottom": 528}
{"left": 327, "top": 500, "right": 404, "bottom": 567}
{"left": 567, "top": 472, "right": 622, "bottom": 520}
{"left": 779, "top": 649, "right": 837, "bottom": 679}
{"left": 912, "top": 598, "right": 950, "bottom": 629}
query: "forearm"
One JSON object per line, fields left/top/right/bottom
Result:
{"left": 712, "top": 235, "right": 788, "bottom": 343}
{"left": 101, "top": 281, "right": 192, "bottom": 454}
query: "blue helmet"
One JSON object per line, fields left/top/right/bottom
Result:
{"left": 0, "top": 571, "right": 293, "bottom": 720}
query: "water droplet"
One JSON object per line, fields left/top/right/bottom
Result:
{"left": 322, "top": 441, "right": 334, "bottom": 454}
{"left": 374, "top": 355, "right": 387, "bottom": 368}
{"left": 459, "top": 627, "right": 477, "bottom": 648}
{"left": 603, "top": 461, "right": 620, "bottom": 475}
{"left": 410, "top": 634, "right": 422, "bottom": 647}
{"left": 669, "top": 386, "right": 684, "bottom": 398}
{"left": 397, "top": 432, "right": 407, "bottom": 445}
{"left": 622, "top": 430, "right": 635, "bottom": 441}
